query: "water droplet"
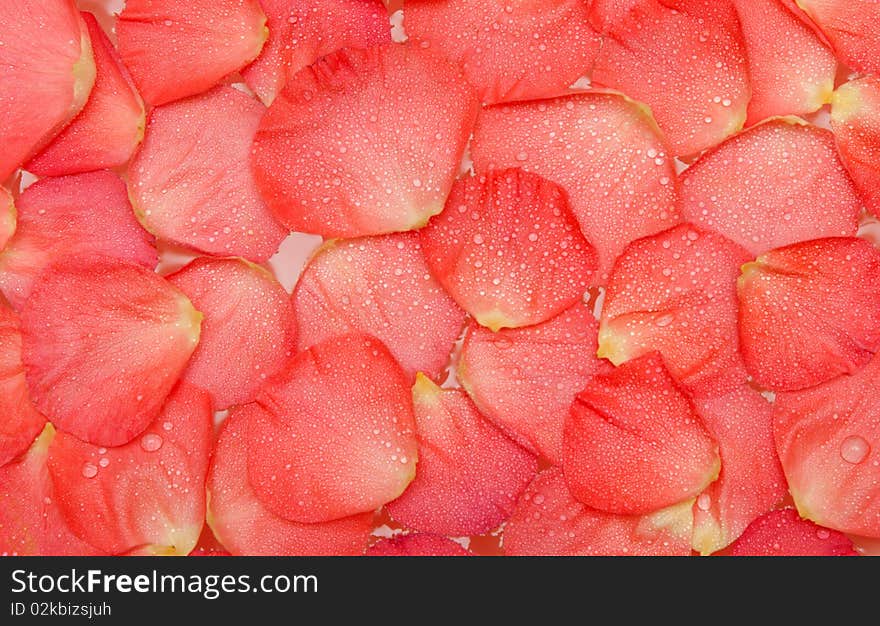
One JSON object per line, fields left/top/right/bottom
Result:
{"left": 840, "top": 435, "right": 870, "bottom": 464}
{"left": 141, "top": 434, "right": 164, "bottom": 453}
{"left": 816, "top": 529, "right": 831, "bottom": 540}
{"left": 655, "top": 314, "right": 674, "bottom": 327}
{"left": 82, "top": 463, "right": 98, "bottom": 479}
{"left": 696, "top": 493, "right": 711, "bottom": 511}
{"left": 98, "top": 457, "right": 110, "bottom": 468}
{"left": 533, "top": 494, "right": 545, "bottom": 505}
{"left": 472, "top": 234, "right": 484, "bottom": 245}
{"left": 515, "top": 151, "right": 528, "bottom": 162}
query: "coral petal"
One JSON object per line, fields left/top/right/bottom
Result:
{"left": 728, "top": 509, "right": 857, "bottom": 556}
{"left": 458, "top": 303, "right": 601, "bottom": 464}
{"left": 0, "top": 171, "right": 158, "bottom": 310}
{"left": 738, "top": 237, "right": 880, "bottom": 391}
{"left": 564, "top": 353, "right": 720, "bottom": 515}
{"left": 680, "top": 119, "right": 861, "bottom": 256}
{"left": 248, "top": 333, "right": 418, "bottom": 523}
{"left": 404, "top": 0, "right": 601, "bottom": 105}
{"left": 168, "top": 257, "right": 296, "bottom": 410}
{"left": 253, "top": 44, "right": 479, "bottom": 239}
{"left": 592, "top": 0, "right": 750, "bottom": 156}
{"left": 207, "top": 408, "right": 373, "bottom": 556}
{"left": 116, "top": 0, "right": 267, "bottom": 106}
{"left": 385, "top": 375, "right": 537, "bottom": 536}
{"left": 774, "top": 354, "right": 880, "bottom": 537}
{"left": 20, "top": 258, "right": 201, "bottom": 447}
{"left": 421, "top": 168, "right": 597, "bottom": 330}
{"left": 48, "top": 384, "right": 212, "bottom": 555}
{"left": 503, "top": 468, "right": 693, "bottom": 556}
{"left": 129, "top": 86, "right": 287, "bottom": 262}
{"left": 471, "top": 93, "right": 679, "bottom": 283}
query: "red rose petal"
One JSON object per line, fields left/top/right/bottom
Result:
{"left": 26, "top": 13, "right": 145, "bottom": 177}
{"left": 831, "top": 77, "right": 880, "bottom": 214}
{"left": 293, "top": 232, "right": 465, "bottom": 381}
{"left": 404, "top": 0, "right": 601, "bottom": 105}
{"left": 458, "top": 302, "right": 602, "bottom": 464}
{"left": 0, "top": 171, "right": 158, "bottom": 310}
{"left": 116, "top": 0, "right": 267, "bottom": 106}
{"left": 367, "top": 534, "right": 472, "bottom": 557}
{"left": 691, "top": 387, "right": 787, "bottom": 555}
{"left": 733, "top": 0, "right": 836, "bottom": 126}
{"left": 129, "top": 86, "right": 287, "bottom": 262}
{"left": 0, "top": 187, "right": 14, "bottom": 254}
{"left": 386, "top": 375, "right": 537, "bottom": 536}
{"left": 421, "top": 168, "right": 597, "bottom": 330}
{"left": 795, "top": 0, "right": 880, "bottom": 76}
{"left": 471, "top": 92, "right": 679, "bottom": 283}
{"left": 0, "top": 425, "right": 104, "bottom": 556}
{"left": 680, "top": 119, "right": 861, "bottom": 256}
{"left": 503, "top": 468, "right": 693, "bottom": 556}
{"left": 738, "top": 237, "right": 880, "bottom": 391}
{"left": 0, "top": 1, "right": 94, "bottom": 180}
{"left": 21, "top": 258, "right": 202, "bottom": 447}
{"left": 252, "top": 44, "right": 479, "bottom": 239}
{"left": 564, "top": 353, "right": 720, "bottom": 515}
{"left": 592, "top": 0, "right": 750, "bottom": 156}
{"left": 207, "top": 407, "right": 373, "bottom": 556}
{"left": 48, "top": 384, "right": 212, "bottom": 555}
{"left": 774, "top": 353, "right": 880, "bottom": 537}
{"left": 167, "top": 257, "right": 296, "bottom": 410}
{"left": 598, "top": 224, "right": 751, "bottom": 397}
{"left": 241, "top": 0, "right": 390, "bottom": 105}
{"left": 0, "top": 299, "right": 45, "bottom": 467}
{"left": 587, "top": 0, "right": 642, "bottom": 32}
{"left": 728, "top": 509, "right": 857, "bottom": 556}
{"left": 248, "top": 333, "right": 418, "bottom": 523}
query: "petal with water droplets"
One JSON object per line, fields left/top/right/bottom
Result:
{"left": 367, "top": 534, "right": 472, "bottom": 557}
{"left": 116, "top": 0, "right": 267, "bottom": 106}
{"left": 0, "top": 299, "right": 45, "bottom": 468}
{"left": 738, "top": 237, "right": 880, "bottom": 391}
{"left": 795, "top": 0, "right": 880, "bottom": 76}
{"left": 242, "top": 0, "right": 389, "bottom": 106}
{"left": 691, "top": 387, "right": 787, "bottom": 555}
{"left": 728, "top": 509, "right": 857, "bottom": 556}
{"left": 774, "top": 353, "right": 880, "bottom": 537}
{"left": 471, "top": 92, "right": 679, "bottom": 283}
{"left": 592, "top": 0, "right": 750, "bottom": 156}
{"left": 386, "top": 375, "right": 537, "bottom": 536}
{"left": 598, "top": 224, "right": 750, "bottom": 397}
{"left": 0, "top": 425, "right": 103, "bottom": 556}
{"left": 248, "top": 333, "right": 418, "bottom": 523}
{"left": 48, "top": 384, "right": 212, "bottom": 555}
{"left": 20, "top": 258, "right": 202, "bottom": 447}
{"left": 26, "top": 13, "right": 145, "bottom": 177}
{"left": 129, "top": 86, "right": 287, "bottom": 263}
{"left": 733, "top": 0, "right": 835, "bottom": 125}
{"left": 404, "top": 0, "right": 601, "bottom": 105}
{"left": 168, "top": 257, "right": 296, "bottom": 410}
{"left": 459, "top": 302, "right": 602, "bottom": 464}
{"left": 831, "top": 77, "right": 880, "bottom": 215}
{"left": 564, "top": 353, "right": 720, "bottom": 515}
{"left": 207, "top": 408, "right": 373, "bottom": 556}
{"left": 293, "top": 233, "right": 465, "bottom": 381}
{"left": 0, "top": 1, "right": 94, "bottom": 180}
{"left": 0, "top": 171, "right": 158, "bottom": 311}
{"left": 680, "top": 119, "right": 861, "bottom": 256}
{"left": 421, "top": 168, "right": 597, "bottom": 331}
{"left": 503, "top": 468, "right": 693, "bottom": 556}
{"left": 252, "top": 44, "right": 479, "bottom": 239}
